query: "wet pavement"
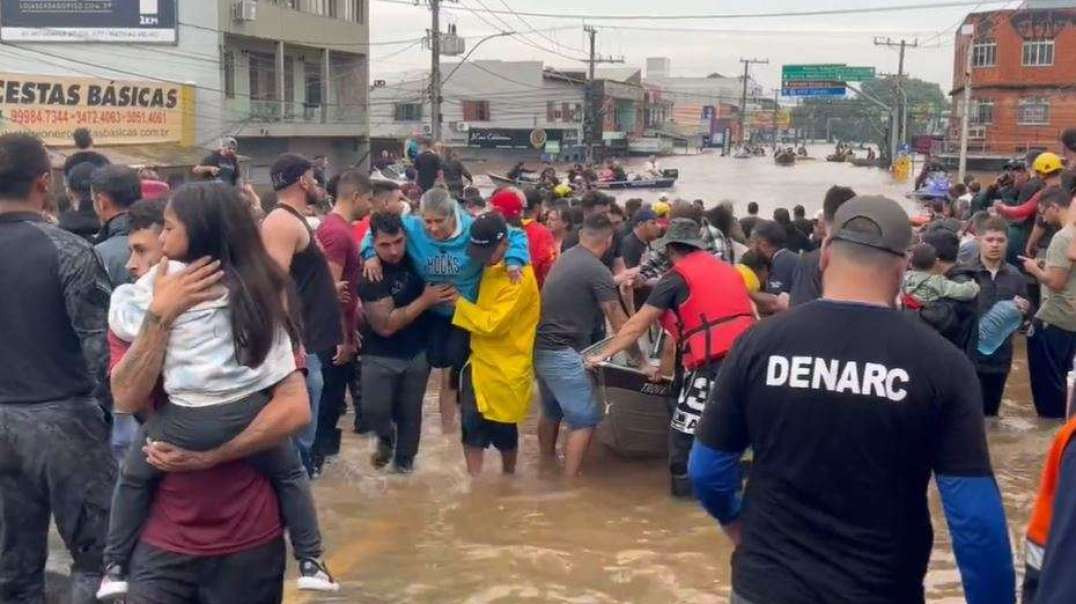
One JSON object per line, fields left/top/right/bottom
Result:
{"left": 43, "top": 151, "right": 1062, "bottom": 603}
{"left": 280, "top": 337, "right": 1056, "bottom": 604}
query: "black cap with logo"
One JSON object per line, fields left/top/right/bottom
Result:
{"left": 270, "top": 153, "right": 312, "bottom": 191}
{"left": 468, "top": 212, "right": 508, "bottom": 265}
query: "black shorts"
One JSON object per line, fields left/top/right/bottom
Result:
{"left": 127, "top": 537, "right": 285, "bottom": 604}
{"left": 427, "top": 312, "right": 471, "bottom": 371}
{"left": 459, "top": 365, "right": 519, "bottom": 452}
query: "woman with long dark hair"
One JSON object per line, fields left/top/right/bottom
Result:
{"left": 99, "top": 183, "right": 338, "bottom": 600}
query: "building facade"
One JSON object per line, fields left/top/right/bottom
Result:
{"left": 950, "top": 6, "right": 1076, "bottom": 157}
{"left": 0, "top": 0, "right": 369, "bottom": 184}
{"left": 370, "top": 60, "right": 589, "bottom": 161}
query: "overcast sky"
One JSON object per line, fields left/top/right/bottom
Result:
{"left": 370, "top": 0, "right": 1020, "bottom": 93}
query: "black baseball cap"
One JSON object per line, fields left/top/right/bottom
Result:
{"left": 270, "top": 153, "right": 313, "bottom": 191}
{"left": 632, "top": 208, "right": 658, "bottom": 225}
{"left": 829, "top": 195, "right": 912, "bottom": 257}
{"left": 468, "top": 212, "right": 508, "bottom": 264}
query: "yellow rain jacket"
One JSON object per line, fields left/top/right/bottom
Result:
{"left": 451, "top": 263, "right": 540, "bottom": 424}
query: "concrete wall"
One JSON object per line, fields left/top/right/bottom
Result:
{"left": 219, "top": 0, "right": 369, "bottom": 54}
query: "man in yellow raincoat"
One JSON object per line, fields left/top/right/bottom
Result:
{"left": 452, "top": 212, "right": 540, "bottom": 475}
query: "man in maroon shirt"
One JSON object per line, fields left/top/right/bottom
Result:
{"left": 106, "top": 215, "right": 311, "bottom": 603}
{"left": 312, "top": 169, "right": 372, "bottom": 471}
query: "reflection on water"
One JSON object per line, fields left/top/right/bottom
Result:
{"left": 278, "top": 155, "right": 1059, "bottom": 602}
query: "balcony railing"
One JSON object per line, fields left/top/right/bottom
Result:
{"left": 244, "top": 99, "right": 366, "bottom": 124}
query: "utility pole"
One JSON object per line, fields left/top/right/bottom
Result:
{"left": 429, "top": 0, "right": 442, "bottom": 144}
{"left": 874, "top": 37, "right": 918, "bottom": 147}
{"left": 583, "top": 26, "right": 624, "bottom": 164}
{"left": 772, "top": 89, "right": 780, "bottom": 150}
{"left": 738, "top": 58, "right": 768, "bottom": 145}
{"left": 958, "top": 24, "right": 975, "bottom": 183}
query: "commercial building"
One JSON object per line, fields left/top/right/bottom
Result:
{"left": 643, "top": 57, "right": 764, "bottom": 149}
{"left": 370, "top": 60, "right": 591, "bottom": 161}
{"left": 948, "top": 4, "right": 1075, "bottom": 160}
{"left": 0, "top": 0, "right": 369, "bottom": 185}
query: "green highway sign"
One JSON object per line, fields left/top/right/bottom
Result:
{"left": 782, "top": 64, "right": 876, "bottom": 82}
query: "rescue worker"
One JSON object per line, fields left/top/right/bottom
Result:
{"left": 585, "top": 217, "right": 755, "bottom": 497}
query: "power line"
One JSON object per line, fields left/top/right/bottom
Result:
{"left": 375, "top": 0, "right": 1010, "bottom": 21}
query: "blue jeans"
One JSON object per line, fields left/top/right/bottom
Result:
{"left": 534, "top": 347, "right": 604, "bottom": 429}
{"left": 296, "top": 351, "right": 324, "bottom": 475}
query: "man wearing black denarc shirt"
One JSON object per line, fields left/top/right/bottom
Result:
{"left": 690, "top": 196, "right": 1014, "bottom": 604}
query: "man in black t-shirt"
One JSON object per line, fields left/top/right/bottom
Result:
{"left": 621, "top": 208, "right": 660, "bottom": 269}
{"left": 413, "top": 142, "right": 442, "bottom": 193}
{"left": 357, "top": 211, "right": 456, "bottom": 473}
{"left": 789, "top": 185, "right": 856, "bottom": 307}
{"left": 193, "top": 137, "right": 240, "bottom": 186}
{"left": 689, "top": 196, "right": 1013, "bottom": 604}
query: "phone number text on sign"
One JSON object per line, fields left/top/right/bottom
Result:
{"left": 7, "top": 108, "right": 168, "bottom": 126}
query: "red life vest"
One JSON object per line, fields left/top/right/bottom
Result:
{"left": 658, "top": 251, "right": 756, "bottom": 370}
{"left": 1025, "top": 419, "right": 1076, "bottom": 575}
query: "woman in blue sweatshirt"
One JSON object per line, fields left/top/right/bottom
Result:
{"left": 360, "top": 187, "right": 530, "bottom": 433}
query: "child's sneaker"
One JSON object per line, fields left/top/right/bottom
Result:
{"left": 297, "top": 558, "right": 340, "bottom": 592}
{"left": 95, "top": 563, "right": 128, "bottom": 601}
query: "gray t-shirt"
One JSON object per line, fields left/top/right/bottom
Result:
{"left": 1037, "top": 225, "right": 1076, "bottom": 332}
{"left": 536, "top": 245, "right": 618, "bottom": 351}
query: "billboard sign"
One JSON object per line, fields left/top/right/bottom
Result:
{"left": 0, "top": 73, "right": 191, "bottom": 146}
{"left": 0, "top": 0, "right": 178, "bottom": 44}
{"left": 468, "top": 128, "right": 564, "bottom": 149}
{"left": 782, "top": 64, "right": 875, "bottom": 82}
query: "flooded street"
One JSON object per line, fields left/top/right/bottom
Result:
{"left": 39, "top": 150, "right": 1061, "bottom": 603}
{"left": 286, "top": 153, "right": 1060, "bottom": 604}
{"left": 292, "top": 342, "right": 1056, "bottom": 604}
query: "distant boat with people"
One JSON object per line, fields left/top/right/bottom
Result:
{"left": 487, "top": 169, "right": 678, "bottom": 190}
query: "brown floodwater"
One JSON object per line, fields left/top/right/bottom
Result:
{"left": 288, "top": 340, "right": 1056, "bottom": 604}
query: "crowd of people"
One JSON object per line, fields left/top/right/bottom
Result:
{"left": 2, "top": 124, "right": 1076, "bottom": 604}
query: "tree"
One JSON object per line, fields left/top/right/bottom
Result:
{"left": 790, "top": 76, "right": 946, "bottom": 162}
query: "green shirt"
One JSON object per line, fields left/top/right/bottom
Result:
{"left": 1036, "top": 225, "right": 1076, "bottom": 331}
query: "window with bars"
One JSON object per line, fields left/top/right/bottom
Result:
{"left": 1018, "top": 98, "right": 1050, "bottom": 125}
{"left": 971, "top": 41, "right": 996, "bottom": 68}
{"left": 223, "top": 51, "right": 235, "bottom": 99}
{"left": 248, "top": 52, "right": 277, "bottom": 101}
{"left": 971, "top": 100, "right": 993, "bottom": 125}
{"left": 394, "top": 103, "right": 423, "bottom": 121}
{"left": 462, "top": 100, "right": 490, "bottom": 122}
{"left": 1022, "top": 40, "right": 1054, "bottom": 66}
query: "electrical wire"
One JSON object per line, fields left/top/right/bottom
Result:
{"left": 374, "top": 0, "right": 1011, "bottom": 22}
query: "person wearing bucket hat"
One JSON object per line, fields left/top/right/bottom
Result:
{"left": 689, "top": 195, "right": 1012, "bottom": 604}
{"left": 587, "top": 216, "right": 755, "bottom": 498}
{"left": 193, "top": 137, "right": 240, "bottom": 186}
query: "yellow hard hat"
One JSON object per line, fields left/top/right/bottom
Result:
{"left": 1032, "top": 151, "right": 1064, "bottom": 176}
{"left": 553, "top": 183, "right": 572, "bottom": 198}
{"left": 653, "top": 201, "right": 671, "bottom": 217}
{"left": 735, "top": 263, "right": 761, "bottom": 293}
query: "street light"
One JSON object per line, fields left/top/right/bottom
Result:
{"left": 442, "top": 31, "right": 517, "bottom": 86}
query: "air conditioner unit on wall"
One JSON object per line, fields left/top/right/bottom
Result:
{"left": 233, "top": 0, "right": 256, "bottom": 22}
{"left": 456, "top": 122, "right": 469, "bottom": 132}
{"left": 422, "top": 124, "right": 432, "bottom": 135}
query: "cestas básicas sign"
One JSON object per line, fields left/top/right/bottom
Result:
{"left": 0, "top": 73, "right": 192, "bottom": 146}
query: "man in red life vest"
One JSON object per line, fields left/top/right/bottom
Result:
{"left": 1024, "top": 418, "right": 1076, "bottom": 603}
{"left": 586, "top": 217, "right": 755, "bottom": 497}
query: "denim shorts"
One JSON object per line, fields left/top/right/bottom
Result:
{"left": 534, "top": 346, "right": 604, "bottom": 429}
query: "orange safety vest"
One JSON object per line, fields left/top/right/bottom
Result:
{"left": 658, "top": 250, "right": 755, "bottom": 371}
{"left": 1025, "top": 419, "right": 1076, "bottom": 572}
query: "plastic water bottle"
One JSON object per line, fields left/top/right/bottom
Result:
{"left": 977, "top": 300, "right": 1023, "bottom": 356}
